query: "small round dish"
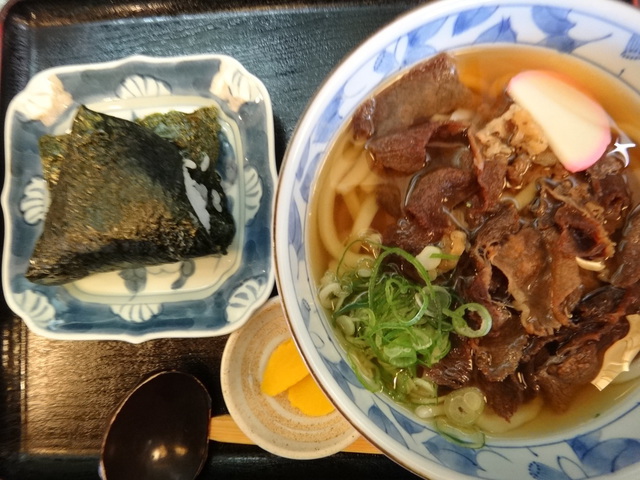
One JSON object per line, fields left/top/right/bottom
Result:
{"left": 220, "top": 296, "right": 360, "bottom": 459}
{"left": 2, "top": 54, "right": 276, "bottom": 342}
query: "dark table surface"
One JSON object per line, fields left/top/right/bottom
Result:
{"left": 0, "top": 1, "right": 636, "bottom": 479}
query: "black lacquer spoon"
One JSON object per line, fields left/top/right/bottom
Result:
{"left": 99, "top": 371, "right": 211, "bottom": 480}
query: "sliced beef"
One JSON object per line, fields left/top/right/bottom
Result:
{"left": 468, "top": 129, "right": 509, "bottom": 214}
{"left": 506, "top": 155, "right": 565, "bottom": 191}
{"left": 432, "top": 120, "right": 470, "bottom": 142}
{"left": 588, "top": 154, "right": 626, "bottom": 179}
{"left": 422, "top": 335, "right": 473, "bottom": 389}
{"left": 458, "top": 255, "right": 514, "bottom": 330}
{"left": 505, "top": 154, "right": 531, "bottom": 189}
{"left": 533, "top": 339, "right": 601, "bottom": 412}
{"left": 352, "top": 53, "right": 476, "bottom": 140}
{"left": 367, "top": 121, "right": 471, "bottom": 174}
{"left": 475, "top": 158, "right": 508, "bottom": 213}
{"left": 473, "top": 317, "right": 529, "bottom": 382}
{"left": 479, "top": 290, "right": 634, "bottom": 419}
{"left": 405, "top": 167, "right": 476, "bottom": 236}
{"left": 619, "top": 283, "right": 640, "bottom": 316}
{"left": 590, "top": 175, "right": 632, "bottom": 234}
{"left": 472, "top": 203, "right": 520, "bottom": 254}
{"left": 593, "top": 175, "right": 631, "bottom": 234}
{"left": 475, "top": 372, "right": 531, "bottom": 421}
{"left": 466, "top": 204, "right": 570, "bottom": 335}
{"left": 376, "top": 180, "right": 405, "bottom": 220}
{"left": 459, "top": 205, "right": 520, "bottom": 330}
{"left": 611, "top": 205, "right": 640, "bottom": 288}
{"left": 383, "top": 218, "right": 442, "bottom": 255}
{"left": 479, "top": 224, "right": 579, "bottom": 337}
{"left": 490, "top": 225, "right": 557, "bottom": 336}
{"left": 588, "top": 155, "right": 631, "bottom": 234}
{"left": 573, "top": 285, "right": 626, "bottom": 324}
{"left": 532, "top": 318, "right": 629, "bottom": 412}
{"left": 535, "top": 180, "right": 616, "bottom": 260}
{"left": 367, "top": 123, "right": 438, "bottom": 173}
{"left": 464, "top": 201, "right": 583, "bottom": 336}
{"left": 554, "top": 202, "right": 616, "bottom": 259}
{"left": 574, "top": 284, "right": 640, "bottom": 328}
{"left": 541, "top": 229, "right": 584, "bottom": 332}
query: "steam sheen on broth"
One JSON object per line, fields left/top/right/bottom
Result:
{"left": 310, "top": 45, "right": 640, "bottom": 441}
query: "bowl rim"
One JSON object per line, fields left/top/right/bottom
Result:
{"left": 274, "top": 0, "right": 640, "bottom": 478}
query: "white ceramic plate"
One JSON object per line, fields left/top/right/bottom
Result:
{"left": 275, "top": 0, "right": 640, "bottom": 478}
{"left": 220, "top": 296, "right": 360, "bottom": 459}
{"left": 3, "top": 54, "right": 276, "bottom": 342}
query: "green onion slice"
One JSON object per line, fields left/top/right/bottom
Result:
{"left": 319, "top": 240, "right": 494, "bottom": 448}
{"left": 448, "top": 303, "right": 492, "bottom": 338}
{"left": 435, "top": 417, "right": 486, "bottom": 449}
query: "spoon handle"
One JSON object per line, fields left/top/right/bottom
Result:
{"left": 208, "top": 414, "right": 381, "bottom": 455}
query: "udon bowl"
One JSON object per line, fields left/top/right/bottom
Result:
{"left": 274, "top": 0, "right": 640, "bottom": 478}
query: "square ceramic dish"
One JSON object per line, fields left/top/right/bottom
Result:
{"left": 2, "top": 54, "right": 276, "bottom": 342}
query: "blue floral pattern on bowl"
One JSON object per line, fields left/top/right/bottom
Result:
{"left": 275, "top": 1, "right": 640, "bottom": 479}
{"left": 3, "top": 54, "right": 276, "bottom": 342}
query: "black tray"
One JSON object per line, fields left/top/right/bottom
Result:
{"left": 3, "top": 1, "right": 635, "bottom": 479}
{"left": 0, "top": 1, "right": 427, "bottom": 479}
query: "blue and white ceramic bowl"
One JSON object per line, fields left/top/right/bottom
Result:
{"left": 274, "top": 0, "right": 640, "bottom": 478}
{"left": 3, "top": 54, "right": 276, "bottom": 342}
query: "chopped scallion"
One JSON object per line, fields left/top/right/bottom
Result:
{"left": 319, "top": 241, "right": 493, "bottom": 446}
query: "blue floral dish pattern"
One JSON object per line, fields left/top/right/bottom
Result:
{"left": 3, "top": 54, "right": 276, "bottom": 342}
{"left": 275, "top": 1, "right": 640, "bottom": 479}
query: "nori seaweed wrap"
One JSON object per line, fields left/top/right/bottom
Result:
{"left": 26, "top": 105, "right": 235, "bottom": 286}
{"left": 137, "top": 106, "right": 235, "bottom": 246}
